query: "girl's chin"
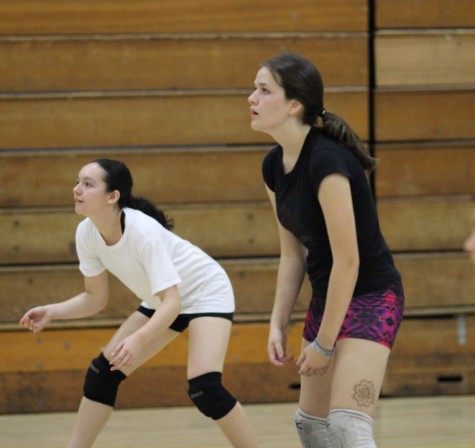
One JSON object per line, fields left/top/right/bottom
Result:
{"left": 250, "top": 121, "right": 267, "bottom": 133}
{"left": 74, "top": 204, "right": 86, "bottom": 215}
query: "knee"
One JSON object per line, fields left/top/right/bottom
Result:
{"left": 295, "top": 408, "right": 330, "bottom": 448}
{"left": 83, "top": 353, "right": 127, "bottom": 407}
{"left": 188, "top": 372, "right": 237, "bottom": 420}
{"left": 327, "top": 409, "right": 376, "bottom": 448}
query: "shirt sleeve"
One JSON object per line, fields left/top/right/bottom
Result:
{"left": 310, "top": 148, "right": 351, "bottom": 194}
{"left": 75, "top": 220, "right": 106, "bottom": 277}
{"left": 261, "top": 146, "right": 280, "bottom": 191}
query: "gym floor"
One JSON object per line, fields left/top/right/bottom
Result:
{"left": 1, "top": 395, "right": 474, "bottom": 447}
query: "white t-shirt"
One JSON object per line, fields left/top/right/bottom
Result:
{"left": 75, "top": 208, "right": 234, "bottom": 314}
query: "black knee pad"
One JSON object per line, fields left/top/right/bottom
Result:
{"left": 188, "top": 372, "right": 237, "bottom": 420}
{"left": 83, "top": 353, "right": 127, "bottom": 407}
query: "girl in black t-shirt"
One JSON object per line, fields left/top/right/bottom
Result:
{"left": 248, "top": 52, "right": 404, "bottom": 447}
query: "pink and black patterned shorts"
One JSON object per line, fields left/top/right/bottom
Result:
{"left": 303, "top": 284, "right": 405, "bottom": 349}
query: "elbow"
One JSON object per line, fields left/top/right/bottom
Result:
{"left": 168, "top": 289, "right": 182, "bottom": 317}
{"left": 334, "top": 253, "right": 359, "bottom": 275}
{"left": 97, "top": 294, "right": 109, "bottom": 311}
{"left": 349, "top": 254, "right": 360, "bottom": 273}
{"left": 352, "top": 254, "right": 360, "bottom": 271}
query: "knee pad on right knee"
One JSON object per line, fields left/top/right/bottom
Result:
{"left": 328, "top": 409, "right": 376, "bottom": 448}
{"left": 295, "top": 408, "right": 331, "bottom": 448}
{"left": 188, "top": 372, "right": 237, "bottom": 420}
{"left": 83, "top": 353, "right": 127, "bottom": 407}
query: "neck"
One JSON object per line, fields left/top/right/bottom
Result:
{"left": 272, "top": 123, "right": 311, "bottom": 173}
{"left": 274, "top": 123, "right": 311, "bottom": 153}
{"left": 90, "top": 208, "right": 123, "bottom": 246}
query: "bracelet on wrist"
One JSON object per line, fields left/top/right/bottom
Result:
{"left": 311, "top": 339, "right": 335, "bottom": 357}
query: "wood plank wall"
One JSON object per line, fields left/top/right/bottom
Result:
{"left": 0, "top": 0, "right": 474, "bottom": 413}
{"left": 374, "top": 0, "right": 475, "bottom": 395}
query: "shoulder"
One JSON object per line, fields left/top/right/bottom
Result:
{"left": 262, "top": 144, "right": 281, "bottom": 169}
{"left": 76, "top": 217, "right": 93, "bottom": 238}
{"left": 75, "top": 218, "right": 99, "bottom": 257}
{"left": 310, "top": 131, "right": 357, "bottom": 166}
{"left": 262, "top": 144, "right": 281, "bottom": 190}
{"left": 124, "top": 208, "right": 166, "bottom": 243}
{"left": 306, "top": 132, "right": 359, "bottom": 188}
{"left": 124, "top": 208, "right": 157, "bottom": 228}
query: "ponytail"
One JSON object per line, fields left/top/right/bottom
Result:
{"left": 261, "top": 53, "right": 376, "bottom": 173}
{"left": 92, "top": 158, "right": 174, "bottom": 230}
{"left": 320, "top": 110, "right": 376, "bottom": 173}
{"left": 120, "top": 194, "right": 174, "bottom": 230}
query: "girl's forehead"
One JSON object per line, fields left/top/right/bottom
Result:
{"left": 255, "top": 67, "right": 276, "bottom": 83}
{"left": 78, "top": 163, "right": 103, "bottom": 179}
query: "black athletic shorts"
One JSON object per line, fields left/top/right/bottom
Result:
{"left": 137, "top": 305, "right": 234, "bottom": 333}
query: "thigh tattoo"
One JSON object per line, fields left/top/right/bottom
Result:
{"left": 352, "top": 380, "right": 376, "bottom": 408}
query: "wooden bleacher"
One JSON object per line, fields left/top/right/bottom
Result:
{"left": 374, "top": 0, "right": 475, "bottom": 397}
{"left": 0, "top": 0, "right": 474, "bottom": 414}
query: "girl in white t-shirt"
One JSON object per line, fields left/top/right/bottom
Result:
{"left": 20, "top": 159, "right": 257, "bottom": 448}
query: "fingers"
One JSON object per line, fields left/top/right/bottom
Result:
{"left": 19, "top": 308, "right": 48, "bottom": 333}
{"left": 299, "top": 365, "right": 328, "bottom": 376}
{"left": 274, "top": 342, "right": 285, "bottom": 360}
{"left": 19, "top": 316, "right": 41, "bottom": 333}
{"left": 110, "top": 356, "right": 130, "bottom": 371}
{"left": 109, "top": 346, "right": 134, "bottom": 371}
{"left": 270, "top": 355, "right": 294, "bottom": 367}
{"left": 268, "top": 343, "right": 293, "bottom": 366}
{"left": 296, "top": 350, "right": 329, "bottom": 376}
{"left": 19, "top": 313, "right": 33, "bottom": 327}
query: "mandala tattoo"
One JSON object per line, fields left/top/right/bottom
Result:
{"left": 352, "top": 380, "right": 376, "bottom": 408}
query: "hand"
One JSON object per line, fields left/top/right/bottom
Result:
{"left": 19, "top": 306, "right": 53, "bottom": 333}
{"left": 268, "top": 327, "right": 294, "bottom": 366}
{"left": 296, "top": 344, "right": 331, "bottom": 376}
{"left": 109, "top": 333, "right": 145, "bottom": 371}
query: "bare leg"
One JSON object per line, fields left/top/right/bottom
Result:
{"left": 298, "top": 339, "right": 334, "bottom": 418}
{"left": 327, "top": 338, "right": 391, "bottom": 447}
{"left": 215, "top": 402, "right": 257, "bottom": 448}
{"left": 187, "top": 317, "right": 257, "bottom": 448}
{"left": 67, "top": 398, "right": 113, "bottom": 448}
{"left": 330, "top": 338, "right": 390, "bottom": 417}
{"left": 297, "top": 338, "right": 334, "bottom": 447}
{"left": 68, "top": 311, "right": 179, "bottom": 448}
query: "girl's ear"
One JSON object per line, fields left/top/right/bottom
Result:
{"left": 288, "top": 99, "right": 304, "bottom": 117}
{"left": 108, "top": 190, "right": 120, "bottom": 205}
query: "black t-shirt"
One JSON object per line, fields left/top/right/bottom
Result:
{"left": 262, "top": 127, "right": 401, "bottom": 298}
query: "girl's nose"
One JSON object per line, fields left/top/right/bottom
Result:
{"left": 248, "top": 90, "right": 257, "bottom": 104}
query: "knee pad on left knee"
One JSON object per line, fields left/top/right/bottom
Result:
{"left": 328, "top": 409, "right": 376, "bottom": 448}
{"left": 188, "top": 372, "right": 237, "bottom": 420}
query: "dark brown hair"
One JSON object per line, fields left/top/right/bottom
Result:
{"left": 93, "top": 158, "right": 173, "bottom": 230}
{"left": 263, "top": 52, "right": 375, "bottom": 172}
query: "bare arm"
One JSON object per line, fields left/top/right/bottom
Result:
{"left": 109, "top": 285, "right": 181, "bottom": 370}
{"left": 297, "top": 174, "right": 359, "bottom": 376}
{"left": 266, "top": 185, "right": 307, "bottom": 365}
{"left": 316, "top": 174, "right": 359, "bottom": 349}
{"left": 19, "top": 271, "right": 109, "bottom": 332}
{"left": 133, "top": 285, "right": 181, "bottom": 345}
